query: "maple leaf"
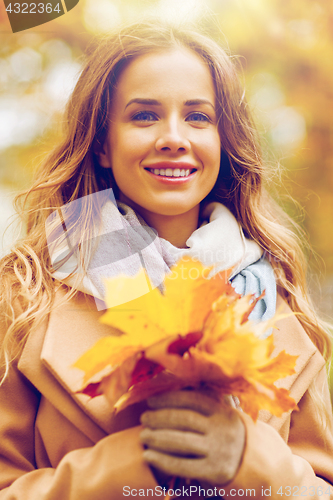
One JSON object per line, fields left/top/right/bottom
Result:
{"left": 229, "top": 379, "right": 297, "bottom": 421}
{"left": 74, "top": 340, "right": 140, "bottom": 385}
{"left": 73, "top": 258, "right": 234, "bottom": 389}
{"left": 100, "top": 258, "right": 233, "bottom": 336}
{"left": 73, "top": 257, "right": 298, "bottom": 421}
{"left": 112, "top": 372, "right": 188, "bottom": 412}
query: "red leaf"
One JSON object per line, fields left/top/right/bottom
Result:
{"left": 81, "top": 382, "right": 102, "bottom": 398}
{"left": 130, "top": 356, "right": 164, "bottom": 386}
{"left": 168, "top": 332, "right": 203, "bottom": 356}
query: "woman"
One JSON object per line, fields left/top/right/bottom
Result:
{"left": 0, "top": 21, "right": 332, "bottom": 499}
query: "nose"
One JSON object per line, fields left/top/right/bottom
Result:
{"left": 155, "top": 117, "right": 191, "bottom": 154}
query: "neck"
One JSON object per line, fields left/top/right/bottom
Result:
{"left": 121, "top": 201, "right": 200, "bottom": 248}
{"left": 145, "top": 210, "right": 200, "bottom": 248}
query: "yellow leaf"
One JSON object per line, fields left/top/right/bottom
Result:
{"left": 99, "top": 354, "right": 142, "bottom": 408}
{"left": 232, "top": 379, "right": 298, "bottom": 421}
{"left": 73, "top": 337, "right": 140, "bottom": 384}
{"left": 103, "top": 267, "right": 151, "bottom": 309}
{"left": 100, "top": 258, "right": 234, "bottom": 336}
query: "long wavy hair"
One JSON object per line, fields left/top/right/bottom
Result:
{"left": 0, "top": 21, "right": 331, "bottom": 391}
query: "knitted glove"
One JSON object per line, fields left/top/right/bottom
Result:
{"left": 140, "top": 389, "right": 245, "bottom": 487}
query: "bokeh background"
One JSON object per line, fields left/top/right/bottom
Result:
{"left": 0, "top": 0, "right": 332, "bottom": 322}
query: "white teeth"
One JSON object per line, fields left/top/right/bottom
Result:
{"left": 148, "top": 168, "right": 194, "bottom": 177}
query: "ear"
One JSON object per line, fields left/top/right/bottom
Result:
{"left": 94, "top": 141, "right": 112, "bottom": 169}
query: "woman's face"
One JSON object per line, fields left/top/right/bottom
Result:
{"left": 98, "top": 48, "right": 221, "bottom": 220}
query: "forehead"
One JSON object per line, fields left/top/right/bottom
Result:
{"left": 113, "top": 48, "right": 216, "bottom": 103}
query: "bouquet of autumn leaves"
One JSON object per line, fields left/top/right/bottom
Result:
{"left": 74, "top": 258, "right": 298, "bottom": 421}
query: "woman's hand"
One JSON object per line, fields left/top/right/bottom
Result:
{"left": 140, "top": 390, "right": 245, "bottom": 487}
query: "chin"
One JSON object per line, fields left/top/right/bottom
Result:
{"left": 148, "top": 204, "right": 196, "bottom": 217}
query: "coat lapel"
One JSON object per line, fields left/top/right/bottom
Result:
{"left": 18, "top": 288, "right": 144, "bottom": 442}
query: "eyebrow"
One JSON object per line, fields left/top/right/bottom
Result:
{"left": 124, "top": 98, "right": 215, "bottom": 110}
{"left": 125, "top": 99, "right": 160, "bottom": 110}
{"left": 184, "top": 99, "right": 215, "bottom": 109}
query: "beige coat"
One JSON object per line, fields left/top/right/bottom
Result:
{"left": 1, "top": 289, "right": 333, "bottom": 499}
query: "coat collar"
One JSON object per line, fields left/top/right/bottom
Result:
{"left": 18, "top": 290, "right": 325, "bottom": 440}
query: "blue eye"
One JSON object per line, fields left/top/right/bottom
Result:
{"left": 132, "top": 111, "right": 157, "bottom": 122}
{"left": 187, "top": 112, "right": 211, "bottom": 123}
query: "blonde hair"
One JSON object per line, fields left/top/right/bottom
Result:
{"left": 0, "top": 21, "right": 331, "bottom": 386}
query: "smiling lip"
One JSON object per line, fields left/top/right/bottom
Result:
{"left": 143, "top": 162, "right": 198, "bottom": 184}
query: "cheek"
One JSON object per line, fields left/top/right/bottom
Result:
{"left": 112, "top": 128, "right": 153, "bottom": 164}
{"left": 199, "top": 129, "right": 220, "bottom": 158}
{"left": 206, "top": 133, "right": 221, "bottom": 170}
